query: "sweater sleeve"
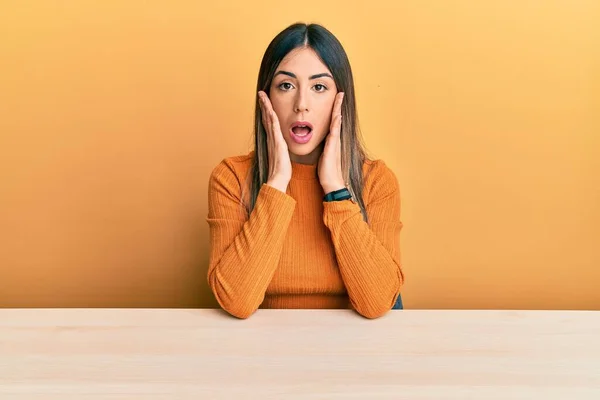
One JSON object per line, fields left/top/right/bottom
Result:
{"left": 322, "top": 160, "right": 404, "bottom": 319}
{"left": 206, "top": 160, "right": 296, "bottom": 319}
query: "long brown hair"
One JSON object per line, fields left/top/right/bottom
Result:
{"left": 247, "top": 23, "right": 371, "bottom": 222}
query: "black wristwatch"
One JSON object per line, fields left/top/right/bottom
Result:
{"left": 323, "top": 187, "right": 352, "bottom": 202}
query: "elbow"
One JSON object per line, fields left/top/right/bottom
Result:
{"left": 356, "top": 305, "right": 392, "bottom": 319}
{"left": 352, "top": 291, "right": 400, "bottom": 319}
{"left": 224, "top": 305, "right": 256, "bottom": 319}
{"left": 216, "top": 292, "right": 260, "bottom": 320}
{"left": 214, "top": 293, "right": 259, "bottom": 319}
{"left": 351, "top": 298, "right": 393, "bottom": 319}
{"left": 208, "top": 271, "right": 259, "bottom": 319}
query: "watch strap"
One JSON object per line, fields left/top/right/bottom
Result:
{"left": 323, "top": 187, "right": 352, "bottom": 202}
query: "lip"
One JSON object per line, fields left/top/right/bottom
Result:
{"left": 290, "top": 121, "right": 314, "bottom": 130}
{"left": 290, "top": 130, "right": 312, "bottom": 144}
{"left": 289, "top": 120, "right": 314, "bottom": 144}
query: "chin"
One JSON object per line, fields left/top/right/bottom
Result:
{"left": 286, "top": 136, "right": 325, "bottom": 157}
{"left": 288, "top": 145, "right": 318, "bottom": 156}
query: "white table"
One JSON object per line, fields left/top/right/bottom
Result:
{"left": 1, "top": 309, "right": 599, "bottom": 399}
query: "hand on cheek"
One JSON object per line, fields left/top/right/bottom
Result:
{"left": 318, "top": 92, "right": 345, "bottom": 194}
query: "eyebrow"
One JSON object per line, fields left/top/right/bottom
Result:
{"left": 274, "top": 70, "right": 334, "bottom": 80}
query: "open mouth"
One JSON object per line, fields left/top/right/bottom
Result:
{"left": 290, "top": 121, "right": 314, "bottom": 144}
{"left": 291, "top": 126, "right": 312, "bottom": 136}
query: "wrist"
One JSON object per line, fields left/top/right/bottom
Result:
{"left": 323, "top": 187, "right": 353, "bottom": 202}
{"left": 322, "top": 182, "right": 346, "bottom": 194}
{"left": 266, "top": 178, "right": 289, "bottom": 193}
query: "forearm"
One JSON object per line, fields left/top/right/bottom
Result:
{"left": 324, "top": 200, "right": 403, "bottom": 319}
{"left": 208, "top": 184, "right": 295, "bottom": 318}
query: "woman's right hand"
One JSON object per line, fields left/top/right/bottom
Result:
{"left": 258, "top": 91, "right": 292, "bottom": 193}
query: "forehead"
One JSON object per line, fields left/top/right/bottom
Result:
{"left": 276, "top": 47, "right": 331, "bottom": 76}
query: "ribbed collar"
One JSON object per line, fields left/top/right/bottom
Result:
{"left": 247, "top": 150, "right": 319, "bottom": 181}
{"left": 291, "top": 160, "right": 318, "bottom": 180}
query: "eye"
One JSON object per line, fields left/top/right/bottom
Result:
{"left": 314, "top": 84, "right": 328, "bottom": 92}
{"left": 278, "top": 82, "right": 294, "bottom": 91}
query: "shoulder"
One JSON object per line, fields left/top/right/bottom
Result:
{"left": 211, "top": 151, "right": 253, "bottom": 176}
{"left": 208, "top": 151, "right": 254, "bottom": 191}
{"left": 361, "top": 158, "right": 400, "bottom": 202}
{"left": 363, "top": 158, "right": 399, "bottom": 188}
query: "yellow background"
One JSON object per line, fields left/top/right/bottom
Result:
{"left": 1, "top": 1, "right": 599, "bottom": 309}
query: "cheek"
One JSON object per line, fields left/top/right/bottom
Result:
{"left": 316, "top": 101, "right": 335, "bottom": 133}
{"left": 323, "top": 95, "right": 336, "bottom": 116}
{"left": 269, "top": 95, "right": 291, "bottom": 123}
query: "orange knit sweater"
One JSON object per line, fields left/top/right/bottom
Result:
{"left": 206, "top": 151, "right": 404, "bottom": 319}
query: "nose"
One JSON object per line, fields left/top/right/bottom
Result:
{"left": 293, "top": 91, "right": 309, "bottom": 113}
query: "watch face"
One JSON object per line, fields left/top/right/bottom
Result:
{"left": 325, "top": 188, "right": 352, "bottom": 202}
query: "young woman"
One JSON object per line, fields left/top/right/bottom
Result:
{"left": 207, "top": 23, "right": 404, "bottom": 319}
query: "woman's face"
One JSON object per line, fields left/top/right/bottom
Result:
{"left": 268, "top": 47, "right": 338, "bottom": 164}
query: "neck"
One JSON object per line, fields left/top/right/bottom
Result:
{"left": 289, "top": 142, "right": 325, "bottom": 165}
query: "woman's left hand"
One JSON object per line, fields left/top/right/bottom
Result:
{"left": 318, "top": 92, "right": 346, "bottom": 194}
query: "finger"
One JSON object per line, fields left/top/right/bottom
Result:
{"left": 333, "top": 92, "right": 344, "bottom": 117}
{"left": 258, "top": 92, "right": 268, "bottom": 130}
{"left": 323, "top": 130, "right": 335, "bottom": 155}
{"left": 259, "top": 94, "right": 273, "bottom": 139}
{"left": 259, "top": 93, "right": 277, "bottom": 130}
{"left": 259, "top": 95, "right": 280, "bottom": 133}
{"left": 329, "top": 114, "right": 342, "bottom": 138}
{"left": 270, "top": 110, "right": 286, "bottom": 145}
{"left": 260, "top": 92, "right": 275, "bottom": 115}
{"left": 259, "top": 92, "right": 285, "bottom": 148}
{"left": 329, "top": 92, "right": 344, "bottom": 137}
